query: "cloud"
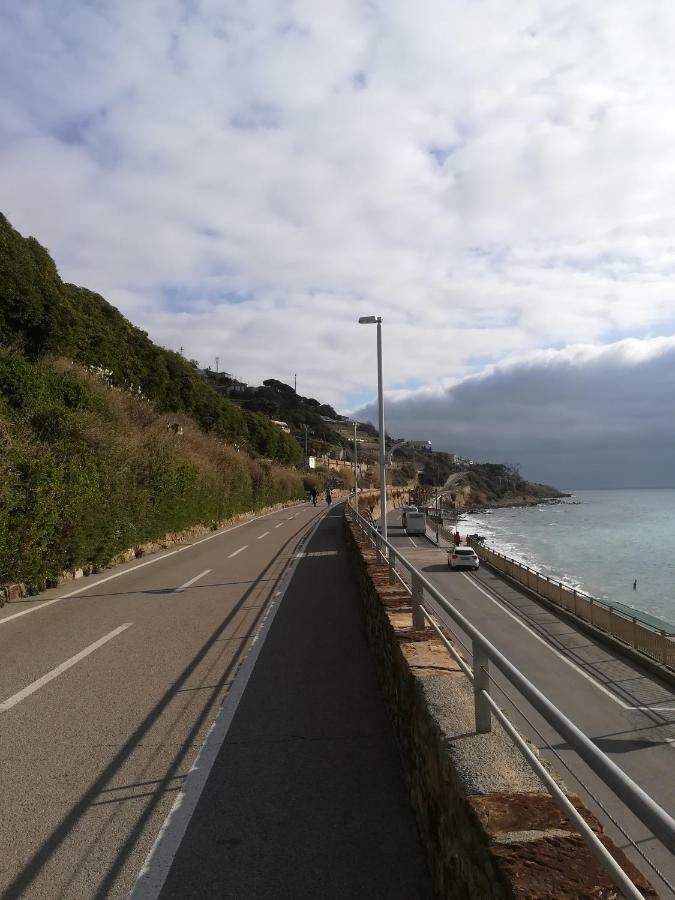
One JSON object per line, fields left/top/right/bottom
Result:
{"left": 2, "top": 2, "right": 675, "bottom": 414}
{"left": 355, "top": 335, "right": 675, "bottom": 488}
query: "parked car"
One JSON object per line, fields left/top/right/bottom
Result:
{"left": 405, "top": 511, "right": 426, "bottom": 536}
{"left": 401, "top": 504, "right": 418, "bottom": 527}
{"left": 448, "top": 547, "right": 480, "bottom": 570}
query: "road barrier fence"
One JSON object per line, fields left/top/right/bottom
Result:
{"left": 471, "top": 543, "right": 675, "bottom": 670}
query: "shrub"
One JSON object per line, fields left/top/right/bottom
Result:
{"left": 0, "top": 352, "right": 304, "bottom": 588}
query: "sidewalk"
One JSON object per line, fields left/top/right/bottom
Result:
{"left": 159, "top": 506, "right": 432, "bottom": 899}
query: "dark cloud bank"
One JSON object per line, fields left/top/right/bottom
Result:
{"left": 357, "top": 340, "right": 675, "bottom": 489}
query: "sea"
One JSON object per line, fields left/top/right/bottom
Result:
{"left": 455, "top": 489, "right": 675, "bottom": 630}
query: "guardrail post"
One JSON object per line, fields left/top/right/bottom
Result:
{"left": 632, "top": 616, "right": 638, "bottom": 649}
{"left": 436, "top": 524, "right": 439, "bottom": 545}
{"left": 388, "top": 551, "right": 396, "bottom": 584}
{"left": 411, "top": 572, "right": 425, "bottom": 630}
{"left": 472, "top": 641, "right": 492, "bottom": 734}
{"left": 589, "top": 596, "right": 594, "bottom": 625}
{"left": 662, "top": 630, "right": 667, "bottom": 665}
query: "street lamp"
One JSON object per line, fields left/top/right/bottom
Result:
{"left": 352, "top": 422, "right": 359, "bottom": 509}
{"left": 358, "top": 315, "right": 387, "bottom": 542}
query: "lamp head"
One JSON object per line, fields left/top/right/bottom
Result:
{"left": 358, "top": 315, "right": 379, "bottom": 324}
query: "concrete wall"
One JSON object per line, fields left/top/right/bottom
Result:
{"left": 344, "top": 517, "right": 656, "bottom": 899}
{"left": 473, "top": 543, "right": 675, "bottom": 671}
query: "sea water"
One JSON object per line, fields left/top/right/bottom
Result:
{"left": 456, "top": 489, "right": 675, "bottom": 629}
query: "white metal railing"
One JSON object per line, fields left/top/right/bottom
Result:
{"left": 345, "top": 501, "right": 675, "bottom": 900}
{"left": 469, "top": 543, "right": 675, "bottom": 669}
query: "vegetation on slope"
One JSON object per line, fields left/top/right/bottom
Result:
{"left": 0, "top": 352, "right": 304, "bottom": 591}
{"left": 0, "top": 213, "right": 301, "bottom": 464}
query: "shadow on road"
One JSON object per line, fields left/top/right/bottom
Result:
{"left": 3, "top": 514, "right": 322, "bottom": 900}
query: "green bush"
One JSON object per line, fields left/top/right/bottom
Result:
{"left": 0, "top": 353, "right": 304, "bottom": 589}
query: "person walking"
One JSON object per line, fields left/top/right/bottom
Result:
{"left": 453, "top": 530, "right": 461, "bottom": 546}
{"left": 325, "top": 487, "right": 332, "bottom": 506}
{"left": 633, "top": 579, "right": 637, "bottom": 591}
{"left": 310, "top": 486, "right": 317, "bottom": 507}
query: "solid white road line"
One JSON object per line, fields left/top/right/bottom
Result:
{"left": 0, "top": 505, "right": 302, "bottom": 629}
{"left": 275, "top": 522, "right": 284, "bottom": 528}
{"left": 0, "top": 624, "right": 132, "bottom": 712}
{"left": 129, "top": 511, "right": 328, "bottom": 900}
{"left": 227, "top": 546, "right": 248, "bottom": 559}
{"left": 173, "top": 570, "right": 211, "bottom": 593}
{"left": 257, "top": 531, "right": 270, "bottom": 540}
{"left": 461, "top": 574, "right": 631, "bottom": 709}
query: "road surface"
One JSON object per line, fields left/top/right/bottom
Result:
{"left": 1, "top": 502, "right": 431, "bottom": 899}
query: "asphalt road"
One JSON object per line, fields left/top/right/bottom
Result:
{"left": 1, "top": 502, "right": 430, "bottom": 899}
{"left": 386, "top": 508, "right": 675, "bottom": 897}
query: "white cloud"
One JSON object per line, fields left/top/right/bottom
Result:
{"left": 2, "top": 1, "right": 675, "bottom": 416}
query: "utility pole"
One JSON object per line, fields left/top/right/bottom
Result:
{"left": 179, "top": 346, "right": 184, "bottom": 356}
{"left": 294, "top": 373, "right": 297, "bottom": 394}
{"left": 215, "top": 356, "right": 220, "bottom": 374}
{"left": 303, "top": 424, "right": 308, "bottom": 460}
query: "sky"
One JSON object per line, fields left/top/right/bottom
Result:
{"left": 2, "top": 1, "right": 675, "bottom": 486}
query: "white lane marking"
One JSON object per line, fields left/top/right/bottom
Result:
{"left": 627, "top": 707, "right": 675, "bottom": 712}
{"left": 173, "top": 570, "right": 211, "bottom": 593}
{"left": 227, "top": 546, "right": 248, "bottom": 559}
{"left": 0, "top": 624, "right": 132, "bottom": 711}
{"left": 130, "top": 511, "right": 328, "bottom": 900}
{"left": 275, "top": 523, "right": 284, "bottom": 528}
{"left": 257, "top": 531, "right": 270, "bottom": 540}
{"left": 0, "top": 505, "right": 303, "bottom": 628}
{"left": 461, "top": 574, "right": 631, "bottom": 710}
{"left": 408, "top": 537, "right": 417, "bottom": 547}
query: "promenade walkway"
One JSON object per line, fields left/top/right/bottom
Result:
{"left": 158, "top": 506, "right": 432, "bottom": 898}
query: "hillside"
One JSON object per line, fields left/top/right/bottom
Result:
{"left": 0, "top": 351, "right": 304, "bottom": 592}
{"left": 0, "top": 213, "right": 300, "bottom": 464}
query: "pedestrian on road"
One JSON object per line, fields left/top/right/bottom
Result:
{"left": 453, "top": 530, "right": 461, "bottom": 546}
{"left": 325, "top": 487, "right": 332, "bottom": 506}
{"left": 310, "top": 486, "right": 317, "bottom": 506}
{"left": 633, "top": 578, "right": 637, "bottom": 591}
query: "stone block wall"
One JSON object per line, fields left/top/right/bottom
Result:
{"left": 344, "top": 517, "right": 656, "bottom": 899}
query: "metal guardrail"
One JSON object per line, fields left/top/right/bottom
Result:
{"left": 346, "top": 502, "right": 675, "bottom": 900}
{"left": 470, "top": 543, "right": 675, "bottom": 669}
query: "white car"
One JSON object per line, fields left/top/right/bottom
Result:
{"left": 448, "top": 547, "right": 480, "bottom": 570}
{"left": 401, "top": 505, "right": 418, "bottom": 527}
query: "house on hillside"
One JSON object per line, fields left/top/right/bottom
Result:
{"left": 272, "top": 420, "right": 291, "bottom": 434}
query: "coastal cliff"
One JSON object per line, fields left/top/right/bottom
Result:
{"left": 441, "top": 466, "right": 567, "bottom": 511}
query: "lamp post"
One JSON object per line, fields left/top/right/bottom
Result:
{"left": 352, "top": 422, "right": 359, "bottom": 509}
{"left": 358, "top": 315, "right": 387, "bottom": 542}
{"left": 303, "top": 424, "right": 308, "bottom": 462}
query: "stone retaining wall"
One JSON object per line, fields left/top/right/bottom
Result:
{"left": 344, "top": 517, "right": 657, "bottom": 899}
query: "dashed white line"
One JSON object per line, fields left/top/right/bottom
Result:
{"left": 0, "top": 623, "right": 133, "bottom": 711}
{"left": 0, "top": 505, "right": 300, "bottom": 628}
{"left": 257, "top": 531, "right": 270, "bottom": 540}
{"left": 227, "top": 546, "right": 248, "bottom": 558}
{"left": 174, "top": 570, "right": 211, "bottom": 593}
{"left": 275, "top": 523, "right": 284, "bottom": 529}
